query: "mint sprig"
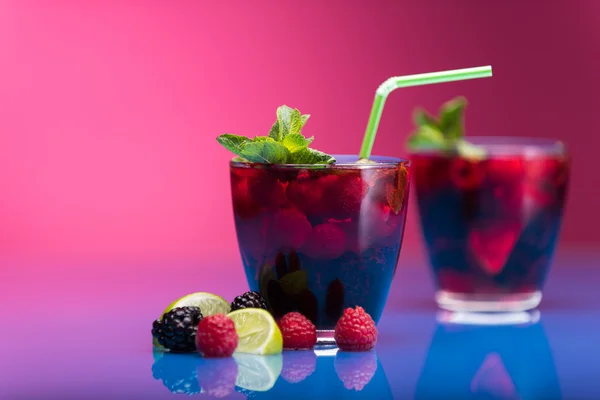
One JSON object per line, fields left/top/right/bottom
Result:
{"left": 217, "top": 105, "right": 336, "bottom": 164}
{"left": 406, "top": 96, "right": 487, "bottom": 159}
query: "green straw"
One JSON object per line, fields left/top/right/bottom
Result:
{"left": 358, "top": 65, "right": 493, "bottom": 159}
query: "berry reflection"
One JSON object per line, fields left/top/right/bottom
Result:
{"left": 281, "top": 351, "right": 317, "bottom": 384}
{"left": 151, "top": 351, "right": 201, "bottom": 395}
{"left": 334, "top": 351, "right": 378, "bottom": 391}
{"left": 236, "top": 349, "right": 392, "bottom": 399}
{"left": 152, "top": 348, "right": 393, "bottom": 398}
{"left": 152, "top": 351, "right": 237, "bottom": 398}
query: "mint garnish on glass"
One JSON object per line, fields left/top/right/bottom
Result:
{"left": 217, "top": 105, "right": 336, "bottom": 164}
{"left": 406, "top": 96, "right": 487, "bottom": 159}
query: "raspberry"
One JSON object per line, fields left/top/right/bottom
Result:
{"left": 278, "top": 312, "right": 317, "bottom": 350}
{"left": 334, "top": 306, "right": 377, "bottom": 351}
{"left": 468, "top": 223, "right": 522, "bottom": 276}
{"left": 334, "top": 351, "right": 378, "bottom": 391}
{"left": 363, "top": 202, "right": 400, "bottom": 241}
{"left": 286, "top": 176, "right": 326, "bottom": 215}
{"left": 281, "top": 351, "right": 317, "bottom": 383}
{"left": 196, "top": 314, "right": 238, "bottom": 357}
{"left": 487, "top": 157, "right": 524, "bottom": 182}
{"left": 271, "top": 207, "right": 312, "bottom": 250}
{"left": 231, "top": 173, "right": 263, "bottom": 219}
{"left": 248, "top": 171, "right": 287, "bottom": 210}
{"left": 324, "top": 173, "right": 369, "bottom": 219}
{"left": 196, "top": 358, "right": 238, "bottom": 398}
{"left": 302, "top": 223, "right": 346, "bottom": 260}
{"left": 450, "top": 158, "right": 486, "bottom": 190}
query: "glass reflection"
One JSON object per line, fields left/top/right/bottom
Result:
{"left": 151, "top": 348, "right": 392, "bottom": 398}
{"left": 416, "top": 317, "right": 561, "bottom": 399}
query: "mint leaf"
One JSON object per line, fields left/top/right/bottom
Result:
{"left": 413, "top": 108, "right": 439, "bottom": 129}
{"left": 289, "top": 111, "right": 305, "bottom": 137}
{"left": 218, "top": 105, "right": 334, "bottom": 165}
{"left": 282, "top": 133, "right": 314, "bottom": 153}
{"left": 439, "top": 96, "right": 467, "bottom": 140}
{"left": 216, "top": 134, "right": 251, "bottom": 158}
{"left": 241, "top": 138, "right": 290, "bottom": 164}
{"left": 290, "top": 147, "right": 336, "bottom": 164}
{"left": 407, "top": 96, "right": 487, "bottom": 159}
{"left": 268, "top": 121, "right": 280, "bottom": 141}
{"left": 406, "top": 125, "right": 448, "bottom": 151}
{"left": 268, "top": 105, "right": 308, "bottom": 141}
{"left": 277, "top": 106, "right": 294, "bottom": 138}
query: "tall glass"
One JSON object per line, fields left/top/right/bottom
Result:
{"left": 410, "top": 137, "right": 569, "bottom": 312}
{"left": 230, "top": 155, "right": 410, "bottom": 343}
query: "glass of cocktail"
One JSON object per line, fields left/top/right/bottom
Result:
{"left": 410, "top": 136, "right": 569, "bottom": 312}
{"left": 407, "top": 95, "right": 569, "bottom": 312}
{"left": 231, "top": 155, "right": 410, "bottom": 342}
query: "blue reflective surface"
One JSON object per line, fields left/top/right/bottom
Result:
{"left": 3, "top": 251, "right": 600, "bottom": 399}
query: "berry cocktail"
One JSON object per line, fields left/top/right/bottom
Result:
{"left": 408, "top": 98, "right": 569, "bottom": 312}
{"left": 231, "top": 155, "right": 410, "bottom": 333}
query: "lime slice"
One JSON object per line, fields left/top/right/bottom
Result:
{"left": 234, "top": 353, "right": 283, "bottom": 392}
{"left": 154, "top": 292, "right": 230, "bottom": 350}
{"left": 161, "top": 292, "right": 230, "bottom": 319}
{"left": 228, "top": 309, "right": 283, "bottom": 355}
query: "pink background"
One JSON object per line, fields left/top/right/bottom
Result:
{"left": 0, "top": 0, "right": 597, "bottom": 266}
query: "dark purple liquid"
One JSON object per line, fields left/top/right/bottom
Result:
{"left": 412, "top": 153, "right": 569, "bottom": 296}
{"left": 230, "top": 158, "right": 410, "bottom": 329}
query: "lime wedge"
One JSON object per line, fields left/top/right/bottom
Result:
{"left": 153, "top": 292, "right": 230, "bottom": 350}
{"left": 161, "top": 292, "right": 231, "bottom": 319}
{"left": 234, "top": 353, "right": 283, "bottom": 392}
{"left": 228, "top": 309, "right": 283, "bottom": 355}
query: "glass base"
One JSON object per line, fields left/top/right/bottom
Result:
{"left": 436, "top": 309, "right": 541, "bottom": 326}
{"left": 316, "top": 330, "right": 337, "bottom": 347}
{"left": 435, "top": 290, "right": 542, "bottom": 313}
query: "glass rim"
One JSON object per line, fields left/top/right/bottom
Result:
{"left": 230, "top": 154, "right": 410, "bottom": 169}
{"left": 408, "top": 136, "right": 568, "bottom": 157}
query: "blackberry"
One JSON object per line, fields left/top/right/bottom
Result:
{"left": 152, "top": 306, "right": 203, "bottom": 352}
{"left": 152, "top": 352, "right": 200, "bottom": 395}
{"left": 230, "top": 291, "right": 269, "bottom": 312}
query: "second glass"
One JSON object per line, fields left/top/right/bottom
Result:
{"left": 410, "top": 137, "right": 570, "bottom": 313}
{"left": 230, "top": 155, "right": 410, "bottom": 341}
